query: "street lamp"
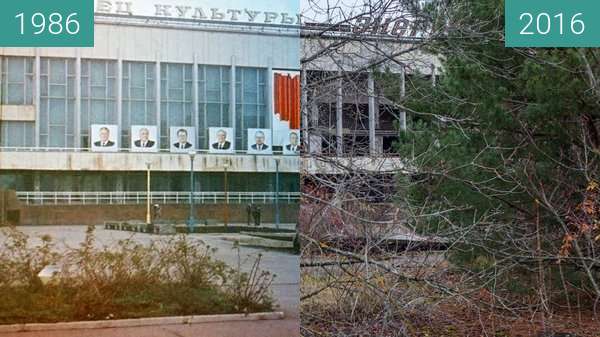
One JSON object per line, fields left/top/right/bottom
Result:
{"left": 187, "top": 150, "right": 196, "bottom": 232}
{"left": 275, "top": 158, "right": 280, "bottom": 229}
{"left": 146, "top": 162, "right": 152, "bottom": 225}
{"left": 223, "top": 162, "right": 229, "bottom": 228}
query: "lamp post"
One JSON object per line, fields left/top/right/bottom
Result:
{"left": 187, "top": 150, "right": 196, "bottom": 232}
{"left": 146, "top": 162, "right": 152, "bottom": 225}
{"left": 275, "top": 158, "right": 280, "bottom": 229}
{"left": 223, "top": 162, "right": 229, "bottom": 228}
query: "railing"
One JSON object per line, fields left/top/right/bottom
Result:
{"left": 17, "top": 192, "right": 301, "bottom": 206}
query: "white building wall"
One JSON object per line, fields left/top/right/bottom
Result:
{"left": 1, "top": 23, "right": 300, "bottom": 69}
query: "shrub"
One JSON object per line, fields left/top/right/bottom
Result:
{"left": 0, "top": 226, "right": 275, "bottom": 324}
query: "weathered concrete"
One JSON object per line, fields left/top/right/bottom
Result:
{"left": 0, "top": 318, "right": 299, "bottom": 337}
{"left": 302, "top": 156, "right": 409, "bottom": 174}
{"left": 0, "top": 312, "right": 285, "bottom": 334}
{"left": 0, "top": 151, "right": 299, "bottom": 173}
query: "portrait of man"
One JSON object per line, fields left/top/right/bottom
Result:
{"left": 284, "top": 131, "right": 300, "bottom": 155}
{"left": 170, "top": 127, "right": 196, "bottom": 153}
{"left": 252, "top": 131, "right": 269, "bottom": 151}
{"left": 209, "top": 127, "right": 235, "bottom": 154}
{"left": 91, "top": 125, "right": 119, "bottom": 152}
{"left": 95, "top": 127, "right": 115, "bottom": 147}
{"left": 174, "top": 129, "right": 192, "bottom": 149}
{"left": 131, "top": 126, "right": 158, "bottom": 153}
{"left": 134, "top": 128, "right": 155, "bottom": 148}
{"left": 212, "top": 129, "right": 231, "bottom": 150}
{"left": 247, "top": 129, "right": 273, "bottom": 154}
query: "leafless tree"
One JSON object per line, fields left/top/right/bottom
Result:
{"left": 299, "top": 1, "right": 600, "bottom": 336}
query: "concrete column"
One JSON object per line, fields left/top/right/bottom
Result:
{"left": 34, "top": 173, "right": 41, "bottom": 193}
{"left": 155, "top": 58, "right": 161, "bottom": 144}
{"left": 309, "top": 88, "right": 320, "bottom": 154}
{"left": 300, "top": 70, "right": 308, "bottom": 152}
{"left": 117, "top": 54, "right": 123, "bottom": 147}
{"left": 230, "top": 56, "right": 237, "bottom": 133}
{"left": 266, "top": 57, "right": 274, "bottom": 141}
{"left": 399, "top": 66, "right": 407, "bottom": 131}
{"left": 368, "top": 72, "right": 377, "bottom": 155}
{"left": 192, "top": 53, "right": 199, "bottom": 146}
{"left": 336, "top": 74, "right": 343, "bottom": 156}
{"left": 34, "top": 51, "right": 41, "bottom": 148}
{"left": 115, "top": 175, "right": 125, "bottom": 193}
{"left": 75, "top": 53, "right": 82, "bottom": 148}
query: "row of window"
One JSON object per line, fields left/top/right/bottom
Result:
{"left": 0, "top": 171, "right": 300, "bottom": 193}
{"left": 0, "top": 56, "right": 268, "bottom": 150}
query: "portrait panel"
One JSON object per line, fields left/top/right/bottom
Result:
{"left": 247, "top": 128, "right": 273, "bottom": 155}
{"left": 282, "top": 130, "right": 301, "bottom": 156}
{"left": 209, "top": 127, "right": 235, "bottom": 154}
{"left": 91, "top": 124, "right": 119, "bottom": 152}
{"left": 131, "top": 125, "right": 159, "bottom": 153}
{"left": 169, "top": 127, "right": 196, "bottom": 153}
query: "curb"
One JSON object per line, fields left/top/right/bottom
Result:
{"left": 0, "top": 312, "right": 285, "bottom": 333}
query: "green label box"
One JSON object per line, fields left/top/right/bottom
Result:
{"left": 505, "top": 0, "right": 600, "bottom": 47}
{"left": 0, "top": 0, "right": 93, "bottom": 47}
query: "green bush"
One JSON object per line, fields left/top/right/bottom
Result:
{"left": 0, "top": 226, "right": 274, "bottom": 324}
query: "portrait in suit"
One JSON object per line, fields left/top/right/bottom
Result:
{"left": 174, "top": 129, "right": 192, "bottom": 149}
{"left": 91, "top": 125, "right": 119, "bottom": 152}
{"left": 131, "top": 126, "right": 158, "bottom": 152}
{"left": 247, "top": 129, "right": 273, "bottom": 154}
{"left": 209, "top": 127, "right": 235, "bottom": 154}
{"left": 94, "top": 127, "right": 115, "bottom": 147}
{"left": 252, "top": 131, "right": 269, "bottom": 151}
{"left": 284, "top": 131, "right": 300, "bottom": 155}
{"left": 170, "top": 127, "right": 196, "bottom": 153}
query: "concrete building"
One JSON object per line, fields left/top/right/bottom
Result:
{"left": 300, "top": 17, "right": 439, "bottom": 205}
{"left": 0, "top": 1, "right": 301, "bottom": 225}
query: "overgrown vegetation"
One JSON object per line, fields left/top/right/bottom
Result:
{"left": 301, "top": 0, "right": 600, "bottom": 335}
{"left": 398, "top": 0, "right": 600, "bottom": 318}
{"left": 0, "top": 226, "right": 274, "bottom": 324}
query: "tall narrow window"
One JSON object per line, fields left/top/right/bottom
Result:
{"left": 39, "top": 58, "right": 76, "bottom": 148}
{"left": 80, "top": 59, "right": 118, "bottom": 148}
{"left": 0, "top": 56, "right": 35, "bottom": 147}
{"left": 235, "top": 67, "right": 267, "bottom": 150}
{"left": 160, "top": 63, "right": 193, "bottom": 148}
{"left": 122, "top": 61, "right": 156, "bottom": 147}
{"left": 198, "top": 65, "right": 230, "bottom": 148}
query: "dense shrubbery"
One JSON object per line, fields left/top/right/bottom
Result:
{"left": 0, "top": 226, "right": 274, "bottom": 324}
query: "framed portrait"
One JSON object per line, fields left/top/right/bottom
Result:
{"left": 91, "top": 124, "right": 119, "bottom": 152}
{"left": 169, "top": 127, "right": 196, "bottom": 153}
{"left": 282, "top": 130, "right": 301, "bottom": 156}
{"left": 247, "top": 129, "right": 273, "bottom": 155}
{"left": 209, "top": 127, "right": 235, "bottom": 154}
{"left": 131, "top": 126, "right": 159, "bottom": 153}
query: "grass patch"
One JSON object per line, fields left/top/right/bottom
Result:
{"left": 0, "top": 226, "right": 275, "bottom": 324}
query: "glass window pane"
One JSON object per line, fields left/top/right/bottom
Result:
{"left": 7, "top": 84, "right": 23, "bottom": 104}
{"left": 49, "top": 126, "right": 66, "bottom": 147}
{"left": 50, "top": 84, "right": 66, "bottom": 97}
{"left": 50, "top": 60, "right": 66, "bottom": 83}
{"left": 7, "top": 58, "right": 24, "bottom": 83}
{"left": 49, "top": 99, "right": 66, "bottom": 124}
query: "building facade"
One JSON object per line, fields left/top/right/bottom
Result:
{"left": 0, "top": 2, "right": 301, "bottom": 224}
{"left": 300, "top": 19, "right": 439, "bottom": 207}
